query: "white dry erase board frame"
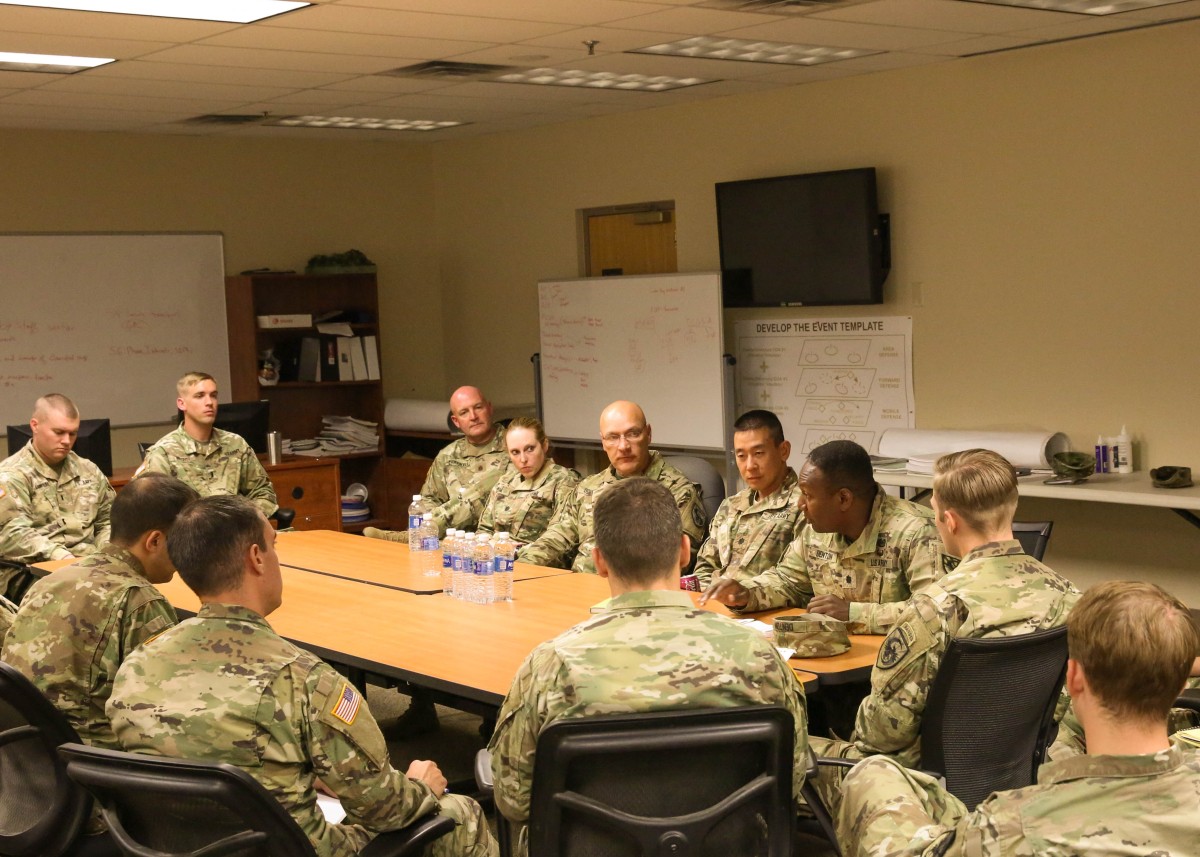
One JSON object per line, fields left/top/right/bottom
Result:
{"left": 536, "top": 272, "right": 728, "bottom": 451}
{"left": 0, "top": 232, "right": 231, "bottom": 430}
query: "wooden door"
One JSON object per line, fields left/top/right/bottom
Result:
{"left": 585, "top": 209, "right": 677, "bottom": 276}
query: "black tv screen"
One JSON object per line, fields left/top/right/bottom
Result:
{"left": 175, "top": 400, "right": 270, "bottom": 453}
{"left": 716, "top": 167, "right": 890, "bottom": 307}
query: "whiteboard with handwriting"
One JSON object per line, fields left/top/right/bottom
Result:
{"left": 538, "top": 273, "right": 726, "bottom": 450}
{"left": 0, "top": 233, "right": 230, "bottom": 430}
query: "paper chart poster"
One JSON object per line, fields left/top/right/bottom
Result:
{"left": 733, "top": 317, "right": 914, "bottom": 455}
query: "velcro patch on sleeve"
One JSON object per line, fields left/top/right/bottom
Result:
{"left": 330, "top": 683, "right": 361, "bottom": 726}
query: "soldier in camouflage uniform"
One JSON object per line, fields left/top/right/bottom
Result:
{"left": 365, "top": 386, "right": 508, "bottom": 542}
{"left": 476, "top": 417, "right": 578, "bottom": 544}
{"left": 693, "top": 410, "right": 805, "bottom": 588}
{"left": 808, "top": 450, "right": 1079, "bottom": 816}
{"left": 107, "top": 496, "right": 495, "bottom": 857}
{"left": 519, "top": 401, "right": 705, "bottom": 575}
{"left": 2, "top": 473, "right": 197, "bottom": 750}
{"left": 0, "top": 393, "right": 115, "bottom": 599}
{"left": 836, "top": 580, "right": 1200, "bottom": 857}
{"left": 490, "top": 478, "right": 809, "bottom": 857}
{"left": 137, "top": 372, "right": 278, "bottom": 516}
{"left": 703, "top": 440, "right": 946, "bottom": 635}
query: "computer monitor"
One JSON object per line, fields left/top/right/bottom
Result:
{"left": 5, "top": 418, "right": 114, "bottom": 477}
{"left": 175, "top": 400, "right": 271, "bottom": 453}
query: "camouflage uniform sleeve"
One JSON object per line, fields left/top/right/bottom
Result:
{"left": 119, "top": 589, "right": 178, "bottom": 659}
{"left": 0, "top": 594, "right": 16, "bottom": 641}
{"left": 429, "top": 466, "right": 505, "bottom": 536}
{"left": 739, "top": 536, "right": 814, "bottom": 613}
{"left": 136, "top": 445, "right": 174, "bottom": 478}
{"left": 517, "top": 486, "right": 580, "bottom": 569}
{"left": 851, "top": 598, "right": 948, "bottom": 764}
{"left": 1046, "top": 702, "right": 1086, "bottom": 762}
{"left": 0, "top": 471, "right": 75, "bottom": 562}
{"left": 692, "top": 502, "right": 730, "bottom": 588}
{"left": 239, "top": 451, "right": 278, "bottom": 517}
{"left": 673, "top": 479, "right": 705, "bottom": 573}
{"left": 307, "top": 665, "right": 441, "bottom": 832}
{"left": 419, "top": 450, "right": 452, "bottom": 508}
{"left": 849, "top": 519, "right": 942, "bottom": 635}
{"left": 476, "top": 481, "right": 502, "bottom": 537}
{"left": 837, "top": 756, "right": 966, "bottom": 857}
{"left": 91, "top": 479, "right": 116, "bottom": 549}
{"left": 487, "top": 646, "right": 558, "bottom": 827}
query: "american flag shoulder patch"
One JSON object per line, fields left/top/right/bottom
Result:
{"left": 331, "top": 683, "right": 360, "bottom": 726}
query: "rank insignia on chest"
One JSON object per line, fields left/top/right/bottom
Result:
{"left": 331, "top": 683, "right": 361, "bottom": 725}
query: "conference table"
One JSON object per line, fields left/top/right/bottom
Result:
{"left": 36, "top": 530, "right": 880, "bottom": 708}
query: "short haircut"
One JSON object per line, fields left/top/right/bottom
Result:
{"left": 33, "top": 393, "right": 79, "bottom": 420}
{"left": 807, "top": 440, "right": 875, "bottom": 499}
{"left": 1069, "top": 580, "right": 1198, "bottom": 723}
{"left": 167, "top": 495, "right": 266, "bottom": 597}
{"left": 111, "top": 473, "right": 199, "bottom": 544}
{"left": 176, "top": 371, "right": 215, "bottom": 398}
{"left": 733, "top": 409, "right": 784, "bottom": 446}
{"left": 593, "top": 478, "right": 681, "bottom": 586}
{"left": 506, "top": 416, "right": 547, "bottom": 446}
{"left": 932, "top": 449, "right": 1018, "bottom": 533}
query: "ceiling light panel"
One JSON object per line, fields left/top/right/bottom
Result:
{"left": 496, "top": 68, "right": 711, "bottom": 91}
{"left": 958, "top": 0, "right": 1189, "bottom": 14}
{"left": 632, "top": 36, "right": 880, "bottom": 65}
{"left": 0, "top": 50, "right": 113, "bottom": 72}
{"left": 0, "top": 1, "right": 309, "bottom": 24}
{"left": 268, "top": 114, "right": 465, "bottom": 131}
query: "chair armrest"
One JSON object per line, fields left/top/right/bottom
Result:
{"left": 271, "top": 507, "right": 296, "bottom": 529}
{"left": 474, "top": 748, "right": 494, "bottom": 796}
{"left": 359, "top": 815, "right": 456, "bottom": 857}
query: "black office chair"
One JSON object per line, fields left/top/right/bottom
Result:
{"left": 58, "top": 743, "right": 454, "bottom": 857}
{"left": 0, "top": 661, "right": 118, "bottom": 857}
{"left": 1012, "top": 521, "right": 1053, "bottom": 561}
{"left": 479, "top": 706, "right": 797, "bottom": 857}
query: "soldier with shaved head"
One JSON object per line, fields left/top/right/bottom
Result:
{"left": 518, "top": 400, "right": 705, "bottom": 575}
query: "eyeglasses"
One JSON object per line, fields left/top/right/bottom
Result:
{"left": 601, "top": 427, "right": 646, "bottom": 446}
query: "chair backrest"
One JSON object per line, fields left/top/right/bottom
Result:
{"left": 920, "top": 625, "right": 1068, "bottom": 810}
{"left": 1012, "top": 521, "right": 1053, "bottom": 561}
{"left": 0, "top": 660, "right": 94, "bottom": 857}
{"left": 528, "top": 706, "right": 795, "bottom": 857}
{"left": 664, "top": 455, "right": 726, "bottom": 527}
{"left": 58, "top": 743, "right": 317, "bottom": 857}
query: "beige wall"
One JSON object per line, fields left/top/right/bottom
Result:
{"left": 430, "top": 21, "right": 1200, "bottom": 600}
{"left": 1, "top": 129, "right": 442, "bottom": 466}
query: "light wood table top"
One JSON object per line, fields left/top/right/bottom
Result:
{"left": 275, "top": 529, "right": 571, "bottom": 594}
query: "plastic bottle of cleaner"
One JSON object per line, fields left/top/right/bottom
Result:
{"left": 1113, "top": 425, "right": 1133, "bottom": 474}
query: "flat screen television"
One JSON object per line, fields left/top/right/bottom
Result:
{"left": 175, "top": 400, "right": 270, "bottom": 453}
{"left": 6, "top": 418, "right": 114, "bottom": 477}
{"left": 716, "top": 167, "right": 890, "bottom": 307}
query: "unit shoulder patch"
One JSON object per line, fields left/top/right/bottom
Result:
{"left": 877, "top": 621, "right": 918, "bottom": 670}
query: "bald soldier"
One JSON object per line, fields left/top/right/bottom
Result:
{"left": 365, "top": 385, "right": 508, "bottom": 542}
{"left": 0, "top": 393, "right": 115, "bottom": 599}
{"left": 519, "top": 401, "right": 705, "bottom": 575}
{"left": 490, "top": 478, "right": 809, "bottom": 857}
{"left": 692, "top": 409, "right": 806, "bottom": 588}
{"left": 807, "top": 450, "right": 1078, "bottom": 815}
{"left": 138, "top": 371, "right": 278, "bottom": 516}
{"left": 108, "top": 496, "right": 496, "bottom": 857}
{"left": 837, "top": 580, "right": 1200, "bottom": 857}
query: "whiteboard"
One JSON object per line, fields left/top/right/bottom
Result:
{"left": 0, "top": 233, "right": 230, "bottom": 430}
{"left": 538, "top": 273, "right": 727, "bottom": 450}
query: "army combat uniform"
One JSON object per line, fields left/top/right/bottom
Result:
{"left": 488, "top": 589, "right": 810, "bottom": 857}
{"left": 738, "top": 490, "right": 946, "bottom": 634}
{"left": 0, "top": 442, "right": 114, "bottom": 595}
{"left": 476, "top": 461, "right": 578, "bottom": 544}
{"left": 518, "top": 451, "right": 705, "bottom": 575}
{"left": 837, "top": 748, "right": 1200, "bottom": 857}
{"left": 139, "top": 426, "right": 278, "bottom": 517}
{"left": 108, "top": 603, "right": 495, "bottom": 857}
{"left": 809, "top": 541, "right": 1078, "bottom": 814}
{"left": 693, "top": 467, "right": 805, "bottom": 588}
{"left": 418, "top": 424, "right": 509, "bottom": 536}
{"left": 2, "top": 544, "right": 176, "bottom": 750}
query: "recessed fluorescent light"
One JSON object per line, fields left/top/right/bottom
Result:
{"left": 268, "top": 115, "right": 465, "bottom": 131}
{"left": 959, "top": 0, "right": 1187, "bottom": 13}
{"left": 496, "top": 68, "right": 710, "bottom": 91}
{"left": 632, "top": 36, "right": 879, "bottom": 66}
{"left": 0, "top": 1, "right": 309, "bottom": 24}
{"left": 0, "top": 50, "right": 113, "bottom": 72}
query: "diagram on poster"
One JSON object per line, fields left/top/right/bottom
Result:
{"left": 734, "top": 317, "right": 913, "bottom": 454}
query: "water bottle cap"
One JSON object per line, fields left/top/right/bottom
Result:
{"left": 412, "top": 494, "right": 421, "bottom": 501}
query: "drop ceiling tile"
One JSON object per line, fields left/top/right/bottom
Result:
{"left": 1002, "top": 15, "right": 1160, "bottom": 42}
{"left": 809, "top": 0, "right": 1079, "bottom": 33}
{"left": 259, "top": 4, "right": 570, "bottom": 42}
{"left": 0, "top": 6, "right": 239, "bottom": 41}
{"left": 85, "top": 60, "right": 352, "bottom": 89}
{"left": 346, "top": 0, "right": 675, "bottom": 26}
{"left": 0, "top": 32, "right": 172, "bottom": 59}
{"left": 365, "top": 91, "right": 545, "bottom": 116}
{"left": 1120, "top": 0, "right": 1200, "bottom": 20}
{"left": 5, "top": 87, "right": 252, "bottom": 115}
{"left": 516, "top": 25, "right": 692, "bottom": 52}
{"left": 447, "top": 78, "right": 651, "bottom": 103}
{"left": 568, "top": 52, "right": 770, "bottom": 80}
{"left": 36, "top": 74, "right": 294, "bottom": 103}
{"left": 440, "top": 44, "right": 590, "bottom": 65}
{"left": 906, "top": 32, "right": 1050, "bottom": 55}
{"left": 606, "top": 5, "right": 789, "bottom": 34}
{"left": 198, "top": 24, "right": 485, "bottom": 60}
{"left": 0, "top": 97, "right": 195, "bottom": 121}
{"left": 318, "top": 75, "right": 457, "bottom": 93}
{"left": 720, "top": 17, "right": 979, "bottom": 50}
{"left": 0, "top": 68, "right": 68, "bottom": 88}
{"left": 247, "top": 88, "right": 388, "bottom": 107}
{"left": 138, "top": 44, "right": 409, "bottom": 75}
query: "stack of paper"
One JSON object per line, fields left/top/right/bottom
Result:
{"left": 318, "top": 415, "right": 380, "bottom": 453}
{"left": 870, "top": 455, "right": 908, "bottom": 473}
{"left": 906, "top": 453, "right": 950, "bottom": 475}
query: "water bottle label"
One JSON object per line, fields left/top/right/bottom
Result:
{"left": 494, "top": 557, "right": 514, "bottom": 572}
{"left": 409, "top": 514, "right": 422, "bottom": 530}
{"left": 442, "top": 552, "right": 453, "bottom": 569}
{"left": 473, "top": 558, "right": 492, "bottom": 575}
{"left": 422, "top": 536, "right": 439, "bottom": 552}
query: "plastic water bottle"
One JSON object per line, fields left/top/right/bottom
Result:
{"left": 418, "top": 515, "right": 440, "bottom": 577}
{"left": 455, "top": 534, "right": 474, "bottom": 601}
{"left": 441, "top": 529, "right": 457, "bottom": 595}
{"left": 407, "top": 494, "right": 424, "bottom": 531}
{"left": 472, "top": 536, "right": 495, "bottom": 604}
{"left": 493, "top": 531, "right": 515, "bottom": 602}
